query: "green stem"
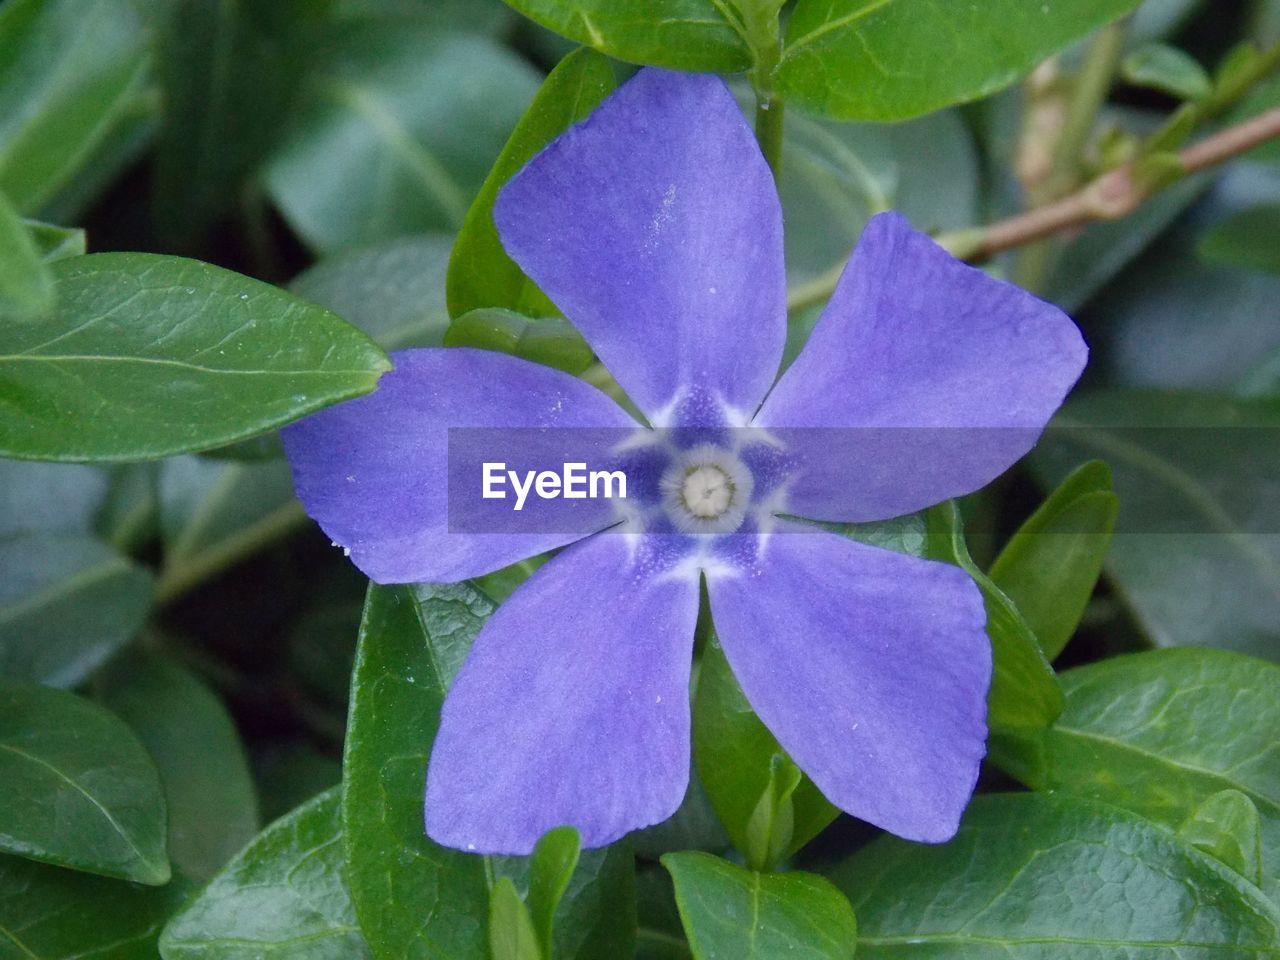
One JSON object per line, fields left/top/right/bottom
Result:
{"left": 741, "top": 0, "right": 785, "bottom": 180}
{"left": 754, "top": 94, "right": 785, "bottom": 180}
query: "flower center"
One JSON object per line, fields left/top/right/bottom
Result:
{"left": 680, "top": 465, "right": 734, "bottom": 518}
{"left": 659, "top": 444, "right": 754, "bottom": 534}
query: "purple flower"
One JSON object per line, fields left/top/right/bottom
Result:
{"left": 283, "top": 68, "right": 1086, "bottom": 855}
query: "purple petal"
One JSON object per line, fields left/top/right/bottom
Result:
{"left": 495, "top": 68, "right": 785, "bottom": 427}
{"left": 756, "top": 212, "right": 1087, "bottom": 522}
{"left": 425, "top": 533, "right": 700, "bottom": 853}
{"left": 282, "top": 348, "right": 636, "bottom": 583}
{"left": 706, "top": 526, "right": 990, "bottom": 842}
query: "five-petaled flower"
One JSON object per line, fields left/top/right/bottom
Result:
{"left": 283, "top": 68, "right": 1086, "bottom": 855}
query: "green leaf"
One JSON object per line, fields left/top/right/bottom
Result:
{"left": 776, "top": 0, "right": 1141, "bottom": 121}
{"left": 0, "top": 0, "right": 149, "bottom": 213}
{"left": 1122, "top": 42, "right": 1213, "bottom": 101}
{"left": 344, "top": 582, "right": 636, "bottom": 960}
{"left": 988, "top": 460, "right": 1118, "bottom": 661}
{"left": 491, "top": 877, "right": 543, "bottom": 960}
{"left": 0, "top": 190, "right": 52, "bottom": 319}
{"left": 663, "top": 852, "right": 857, "bottom": 960}
{"left": 529, "top": 827, "right": 581, "bottom": 960}
{"left": 97, "top": 651, "right": 260, "bottom": 882}
{"left": 923, "top": 502, "right": 1063, "bottom": 733}
{"left": 1014, "top": 648, "right": 1280, "bottom": 901}
{"left": 693, "top": 637, "right": 837, "bottom": 863}
{"left": 335, "top": 0, "right": 514, "bottom": 30}
{"left": 264, "top": 27, "right": 540, "bottom": 252}
{"left": 0, "top": 681, "right": 169, "bottom": 884}
{"left": 1031, "top": 390, "right": 1280, "bottom": 658}
{"left": 0, "top": 459, "right": 108, "bottom": 536}
{"left": 0, "top": 253, "right": 390, "bottom": 462}
{"left": 447, "top": 46, "right": 614, "bottom": 319}
{"left": 0, "top": 852, "right": 187, "bottom": 959}
{"left": 291, "top": 233, "right": 456, "bottom": 349}
{"left": 1199, "top": 206, "right": 1280, "bottom": 275}
{"left": 160, "top": 787, "right": 370, "bottom": 958}
{"left": 0, "top": 533, "right": 152, "bottom": 687}
{"left": 23, "top": 218, "right": 85, "bottom": 262}
{"left": 833, "top": 792, "right": 1280, "bottom": 957}
{"left": 743, "top": 755, "right": 801, "bottom": 873}
{"left": 1179, "top": 791, "right": 1266, "bottom": 888}
{"left": 499, "top": 1, "right": 750, "bottom": 72}
{"left": 445, "top": 308, "right": 594, "bottom": 375}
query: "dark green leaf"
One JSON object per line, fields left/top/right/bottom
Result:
{"left": 23, "top": 218, "right": 85, "bottom": 262}
{"left": 1199, "top": 206, "right": 1280, "bottom": 275}
{"left": 777, "top": 0, "right": 1141, "bottom": 121}
{"left": 1031, "top": 390, "right": 1280, "bottom": 658}
{"left": 636, "top": 865, "right": 691, "bottom": 960}
{"left": 160, "top": 787, "right": 370, "bottom": 958}
{"left": 0, "top": 253, "right": 389, "bottom": 462}
{"left": 988, "top": 460, "right": 1118, "bottom": 661}
{"left": 447, "top": 46, "right": 614, "bottom": 319}
{"left": 97, "top": 651, "right": 259, "bottom": 882}
{"left": 0, "top": 533, "right": 152, "bottom": 687}
{"left": 252, "top": 742, "right": 342, "bottom": 823}
{"left": 0, "top": 0, "right": 149, "bottom": 213}
{"left": 529, "top": 827, "right": 581, "bottom": 960}
{"left": 499, "top": 0, "right": 750, "bottom": 72}
{"left": 1013, "top": 648, "right": 1280, "bottom": 901}
{"left": 444, "top": 308, "right": 594, "bottom": 375}
{"left": 663, "top": 852, "right": 857, "bottom": 960}
{"left": 263, "top": 28, "right": 540, "bottom": 252}
{"left": 0, "top": 681, "right": 169, "bottom": 884}
{"left": 491, "top": 877, "right": 542, "bottom": 960}
{"left": 1122, "top": 43, "right": 1213, "bottom": 101}
{"left": 0, "top": 459, "right": 108, "bottom": 536}
{"left": 0, "top": 852, "right": 186, "bottom": 959}
{"left": 335, "top": 0, "right": 514, "bottom": 30}
{"left": 1179, "top": 790, "right": 1266, "bottom": 888}
{"left": 833, "top": 792, "right": 1280, "bottom": 957}
{"left": 0, "top": 191, "right": 52, "bottom": 319}
{"left": 924, "top": 502, "right": 1063, "bottom": 733}
{"left": 693, "top": 636, "right": 837, "bottom": 862}
{"left": 291, "top": 233, "right": 456, "bottom": 349}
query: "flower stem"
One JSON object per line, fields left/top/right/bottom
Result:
{"left": 754, "top": 94, "right": 785, "bottom": 180}
{"left": 742, "top": 0, "right": 785, "bottom": 180}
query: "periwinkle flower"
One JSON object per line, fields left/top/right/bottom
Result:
{"left": 283, "top": 68, "right": 1086, "bottom": 855}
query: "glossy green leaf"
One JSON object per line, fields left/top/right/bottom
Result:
{"left": 0, "top": 852, "right": 186, "bottom": 959}
{"left": 23, "top": 218, "right": 85, "bottom": 262}
{"left": 693, "top": 636, "right": 837, "bottom": 862}
{"left": 529, "top": 827, "right": 581, "bottom": 960}
{"left": 491, "top": 877, "right": 542, "bottom": 960}
{"left": 445, "top": 308, "right": 594, "bottom": 375}
{"left": 776, "top": 0, "right": 1141, "bottom": 121}
{"left": 499, "top": 0, "right": 749, "bottom": 72}
{"left": 1012, "top": 648, "right": 1280, "bottom": 901}
{"left": 97, "top": 651, "right": 259, "bottom": 882}
{"left": 160, "top": 787, "right": 370, "bottom": 958}
{"left": 924, "top": 502, "right": 1063, "bottom": 733}
{"left": 988, "top": 460, "right": 1118, "bottom": 661}
{"left": 0, "top": 681, "right": 169, "bottom": 884}
{"left": 1199, "top": 206, "right": 1280, "bottom": 275}
{"left": 447, "top": 47, "right": 614, "bottom": 319}
{"left": 663, "top": 852, "right": 857, "bottom": 960}
{"left": 0, "top": 191, "right": 52, "bottom": 319}
{"left": 0, "top": 253, "right": 389, "bottom": 462}
{"left": 0, "top": 459, "right": 108, "bottom": 536}
{"left": 0, "top": 533, "right": 152, "bottom": 687}
{"left": 264, "top": 27, "right": 540, "bottom": 252}
{"left": 1122, "top": 42, "right": 1213, "bottom": 101}
{"left": 0, "top": 0, "right": 149, "bottom": 213}
{"left": 833, "top": 792, "right": 1280, "bottom": 957}
{"left": 1031, "top": 390, "right": 1280, "bottom": 658}
{"left": 291, "top": 233, "right": 456, "bottom": 350}
{"left": 1179, "top": 790, "right": 1266, "bottom": 888}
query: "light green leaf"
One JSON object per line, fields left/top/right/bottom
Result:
{"left": 0, "top": 0, "right": 149, "bottom": 213}
{"left": 0, "top": 191, "right": 52, "bottom": 319}
{"left": 0, "top": 533, "right": 152, "bottom": 687}
{"left": 1179, "top": 791, "right": 1266, "bottom": 888}
{"left": 22, "top": 218, "right": 85, "bottom": 262}
{"left": 0, "top": 681, "right": 169, "bottom": 884}
{"left": 0, "top": 253, "right": 389, "bottom": 462}
{"left": 777, "top": 0, "right": 1140, "bottom": 121}
{"left": 160, "top": 787, "right": 370, "bottom": 958}
{"left": 924, "top": 502, "right": 1063, "bottom": 733}
{"left": 444, "top": 308, "right": 594, "bottom": 375}
{"left": 743, "top": 754, "right": 801, "bottom": 873}
{"left": 97, "top": 650, "right": 259, "bottom": 882}
{"left": 264, "top": 27, "right": 540, "bottom": 252}
{"left": 663, "top": 852, "right": 857, "bottom": 960}
{"left": 1199, "top": 206, "right": 1280, "bottom": 275}
{"left": 833, "top": 792, "right": 1280, "bottom": 957}
{"left": 499, "top": 0, "right": 750, "bottom": 72}
{"left": 1122, "top": 42, "right": 1213, "bottom": 101}
{"left": 491, "top": 877, "right": 542, "bottom": 960}
{"left": 988, "top": 460, "right": 1118, "bottom": 661}
{"left": 447, "top": 46, "right": 614, "bottom": 319}
{"left": 529, "top": 827, "right": 581, "bottom": 960}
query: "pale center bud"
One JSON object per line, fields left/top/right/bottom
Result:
{"left": 680, "top": 465, "right": 734, "bottom": 518}
{"left": 659, "top": 444, "right": 754, "bottom": 534}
